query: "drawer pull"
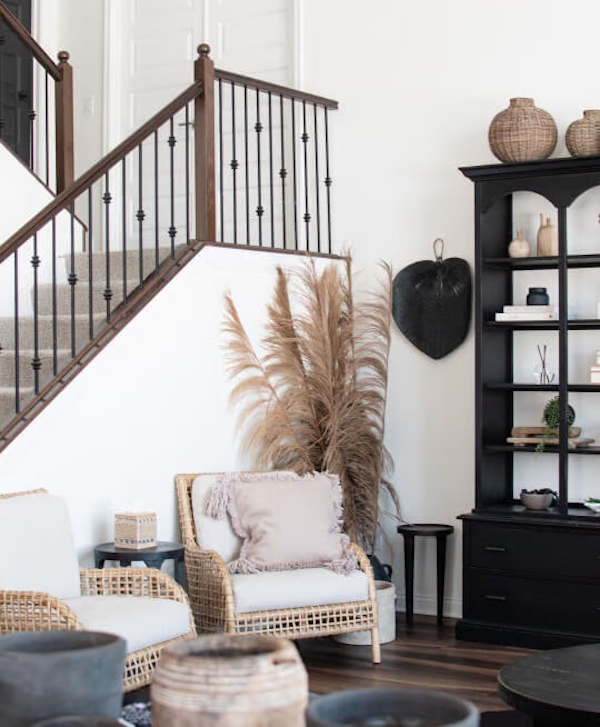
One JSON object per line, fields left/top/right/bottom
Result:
{"left": 484, "top": 546, "right": 506, "bottom": 552}
{"left": 484, "top": 595, "right": 507, "bottom": 602}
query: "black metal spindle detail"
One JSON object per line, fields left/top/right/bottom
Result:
{"left": 324, "top": 107, "right": 333, "bottom": 254}
{"left": 291, "top": 99, "right": 299, "bottom": 250}
{"left": 69, "top": 200, "right": 77, "bottom": 357}
{"left": 121, "top": 157, "right": 127, "bottom": 299}
{"left": 184, "top": 104, "right": 190, "bottom": 244}
{"left": 255, "top": 89, "right": 264, "bottom": 244}
{"left": 154, "top": 132, "right": 159, "bottom": 269}
{"left": 44, "top": 72, "right": 49, "bottom": 186}
{"left": 268, "top": 91, "right": 274, "bottom": 246}
{"left": 31, "top": 233, "right": 41, "bottom": 393}
{"left": 0, "top": 33, "right": 4, "bottom": 136}
{"left": 103, "top": 173, "right": 113, "bottom": 322}
{"left": 218, "top": 78, "right": 224, "bottom": 241}
{"left": 28, "top": 108, "right": 35, "bottom": 170}
{"left": 13, "top": 249, "right": 20, "bottom": 414}
{"left": 313, "top": 104, "right": 321, "bottom": 253}
{"left": 51, "top": 217, "right": 58, "bottom": 373}
{"left": 168, "top": 116, "right": 177, "bottom": 256}
{"left": 244, "top": 85, "right": 250, "bottom": 244}
{"left": 301, "top": 101, "right": 310, "bottom": 250}
{"left": 279, "top": 94, "right": 287, "bottom": 248}
{"left": 87, "top": 189, "right": 94, "bottom": 341}
{"left": 230, "top": 83, "right": 238, "bottom": 244}
{"left": 138, "top": 142, "right": 145, "bottom": 284}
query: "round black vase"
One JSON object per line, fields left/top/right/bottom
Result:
{"left": 368, "top": 554, "right": 392, "bottom": 582}
{"left": 0, "top": 631, "right": 126, "bottom": 727}
{"left": 526, "top": 287, "right": 550, "bottom": 305}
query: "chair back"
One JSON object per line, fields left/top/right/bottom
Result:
{"left": 0, "top": 489, "right": 80, "bottom": 598}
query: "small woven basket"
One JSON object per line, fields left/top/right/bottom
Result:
{"left": 488, "top": 97, "right": 557, "bottom": 163}
{"left": 566, "top": 110, "right": 600, "bottom": 157}
{"left": 114, "top": 512, "right": 157, "bottom": 550}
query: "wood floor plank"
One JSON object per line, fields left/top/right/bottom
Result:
{"left": 297, "top": 616, "right": 536, "bottom": 714}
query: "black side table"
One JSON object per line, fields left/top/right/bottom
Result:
{"left": 94, "top": 541, "right": 186, "bottom": 587}
{"left": 397, "top": 524, "right": 454, "bottom": 626}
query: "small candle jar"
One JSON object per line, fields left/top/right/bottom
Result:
{"left": 526, "top": 287, "right": 550, "bottom": 306}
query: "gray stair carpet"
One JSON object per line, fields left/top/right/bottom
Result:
{"left": 0, "top": 247, "right": 176, "bottom": 430}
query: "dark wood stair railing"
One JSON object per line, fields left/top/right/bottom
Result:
{"left": 0, "top": 0, "right": 74, "bottom": 191}
{"left": 0, "top": 44, "right": 339, "bottom": 452}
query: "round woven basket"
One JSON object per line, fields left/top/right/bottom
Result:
{"left": 488, "top": 97, "right": 557, "bottom": 163}
{"left": 151, "top": 634, "right": 308, "bottom": 727}
{"left": 566, "top": 110, "right": 600, "bottom": 157}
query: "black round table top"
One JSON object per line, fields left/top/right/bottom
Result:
{"left": 95, "top": 540, "right": 183, "bottom": 556}
{"left": 499, "top": 644, "right": 600, "bottom": 724}
{"left": 396, "top": 523, "right": 454, "bottom": 536}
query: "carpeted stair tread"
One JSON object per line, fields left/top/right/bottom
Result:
{"left": 0, "top": 385, "right": 35, "bottom": 427}
{"left": 66, "top": 246, "right": 182, "bottom": 283}
{"left": 36, "top": 281, "right": 128, "bottom": 315}
{"left": 0, "top": 314, "right": 107, "bottom": 349}
{"left": 0, "top": 349, "right": 71, "bottom": 387}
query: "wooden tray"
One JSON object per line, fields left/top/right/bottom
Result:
{"left": 507, "top": 436, "right": 594, "bottom": 449}
{"left": 511, "top": 426, "right": 581, "bottom": 437}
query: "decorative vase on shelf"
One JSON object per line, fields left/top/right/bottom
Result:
{"left": 527, "top": 286, "right": 550, "bottom": 306}
{"left": 537, "top": 214, "right": 558, "bottom": 256}
{"left": 508, "top": 229, "right": 531, "bottom": 258}
{"left": 488, "top": 98, "right": 557, "bottom": 163}
{"left": 566, "top": 110, "right": 600, "bottom": 157}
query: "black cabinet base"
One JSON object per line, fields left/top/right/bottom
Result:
{"left": 456, "top": 618, "right": 600, "bottom": 650}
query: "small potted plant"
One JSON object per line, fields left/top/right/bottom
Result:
{"left": 535, "top": 396, "right": 576, "bottom": 452}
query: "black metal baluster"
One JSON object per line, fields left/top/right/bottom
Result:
{"left": 268, "top": 91, "right": 274, "bottom": 246}
{"left": 313, "top": 104, "right": 321, "bottom": 253}
{"left": 218, "top": 79, "right": 224, "bottom": 241}
{"left": 103, "top": 172, "right": 113, "bottom": 322}
{"left": 122, "top": 157, "right": 127, "bottom": 299}
{"left": 31, "top": 233, "right": 41, "bottom": 393}
{"left": 87, "top": 189, "right": 94, "bottom": 341}
{"left": 154, "top": 132, "right": 159, "bottom": 268}
{"left": 44, "top": 71, "right": 49, "bottom": 186}
{"left": 28, "top": 107, "right": 36, "bottom": 173}
{"left": 291, "top": 99, "right": 299, "bottom": 250}
{"left": 279, "top": 94, "right": 287, "bottom": 248}
{"left": 301, "top": 100, "right": 310, "bottom": 251}
{"left": 69, "top": 201, "right": 77, "bottom": 357}
{"left": 0, "top": 32, "right": 4, "bottom": 140}
{"left": 139, "top": 142, "right": 145, "bottom": 285}
{"left": 244, "top": 85, "right": 250, "bottom": 244}
{"left": 324, "top": 107, "right": 332, "bottom": 254}
{"left": 52, "top": 216, "right": 58, "bottom": 373}
{"left": 230, "top": 82, "right": 238, "bottom": 244}
{"left": 168, "top": 116, "right": 177, "bottom": 257}
{"left": 256, "top": 89, "right": 263, "bottom": 245}
{"left": 13, "top": 249, "right": 19, "bottom": 414}
{"left": 185, "top": 104, "right": 190, "bottom": 244}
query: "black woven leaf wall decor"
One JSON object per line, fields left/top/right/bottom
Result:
{"left": 392, "top": 239, "right": 472, "bottom": 360}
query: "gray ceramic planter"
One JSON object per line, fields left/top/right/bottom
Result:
{"left": 33, "top": 718, "right": 122, "bottom": 726}
{"left": 307, "top": 688, "right": 480, "bottom": 727}
{"left": 0, "top": 630, "right": 126, "bottom": 727}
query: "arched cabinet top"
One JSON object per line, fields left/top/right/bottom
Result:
{"left": 460, "top": 156, "right": 600, "bottom": 212}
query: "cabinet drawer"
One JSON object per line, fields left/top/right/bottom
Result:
{"left": 468, "top": 571, "right": 600, "bottom": 636}
{"left": 469, "top": 523, "right": 600, "bottom": 579}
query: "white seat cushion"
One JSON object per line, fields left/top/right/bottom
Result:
{"left": 0, "top": 492, "right": 80, "bottom": 599}
{"left": 191, "top": 474, "right": 242, "bottom": 562}
{"left": 64, "top": 596, "right": 192, "bottom": 653}
{"left": 231, "top": 568, "right": 369, "bottom": 613}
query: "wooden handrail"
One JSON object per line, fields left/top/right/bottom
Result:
{"left": 214, "top": 67, "right": 339, "bottom": 109}
{"left": 0, "top": 81, "right": 204, "bottom": 266}
{"left": 0, "top": 0, "right": 61, "bottom": 80}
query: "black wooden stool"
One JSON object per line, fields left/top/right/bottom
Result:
{"left": 397, "top": 523, "right": 454, "bottom": 625}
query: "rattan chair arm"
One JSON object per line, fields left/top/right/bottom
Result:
{"left": 80, "top": 567, "right": 188, "bottom": 602}
{"left": 350, "top": 542, "right": 378, "bottom": 603}
{"left": 184, "top": 543, "right": 237, "bottom": 631}
{"left": 0, "top": 590, "right": 83, "bottom": 632}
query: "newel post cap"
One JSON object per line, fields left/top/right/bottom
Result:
{"left": 197, "top": 44, "right": 211, "bottom": 58}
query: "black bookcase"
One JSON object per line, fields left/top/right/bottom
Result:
{"left": 458, "top": 156, "right": 600, "bottom": 649}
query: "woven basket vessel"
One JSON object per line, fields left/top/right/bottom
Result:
{"left": 151, "top": 634, "right": 308, "bottom": 727}
{"left": 566, "top": 110, "right": 600, "bottom": 157}
{"left": 489, "top": 97, "right": 557, "bottom": 163}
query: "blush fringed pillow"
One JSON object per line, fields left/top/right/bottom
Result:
{"left": 205, "top": 471, "right": 357, "bottom": 575}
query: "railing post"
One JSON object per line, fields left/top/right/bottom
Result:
{"left": 194, "top": 43, "right": 216, "bottom": 240}
{"left": 55, "top": 50, "right": 74, "bottom": 192}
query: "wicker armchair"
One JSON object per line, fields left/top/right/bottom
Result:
{"left": 0, "top": 489, "right": 196, "bottom": 692}
{"left": 175, "top": 473, "right": 381, "bottom": 664}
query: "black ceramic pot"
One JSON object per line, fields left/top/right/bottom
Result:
{"left": 368, "top": 554, "right": 392, "bottom": 582}
{"left": 526, "top": 287, "right": 550, "bottom": 306}
{"left": 0, "top": 631, "right": 126, "bottom": 727}
{"left": 33, "top": 718, "right": 122, "bottom": 727}
{"left": 306, "top": 688, "right": 480, "bottom": 727}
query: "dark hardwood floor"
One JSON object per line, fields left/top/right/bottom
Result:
{"left": 296, "top": 615, "right": 535, "bottom": 714}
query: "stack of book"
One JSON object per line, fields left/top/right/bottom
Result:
{"left": 495, "top": 305, "right": 558, "bottom": 322}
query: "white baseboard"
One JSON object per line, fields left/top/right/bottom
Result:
{"left": 394, "top": 593, "right": 462, "bottom": 620}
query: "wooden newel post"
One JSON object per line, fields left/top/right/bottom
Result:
{"left": 56, "top": 50, "right": 74, "bottom": 192}
{"left": 194, "top": 44, "right": 216, "bottom": 241}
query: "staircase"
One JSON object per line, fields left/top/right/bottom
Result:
{"left": 0, "top": 23, "right": 339, "bottom": 453}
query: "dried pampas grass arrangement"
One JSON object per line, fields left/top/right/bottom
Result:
{"left": 223, "top": 257, "right": 399, "bottom": 553}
